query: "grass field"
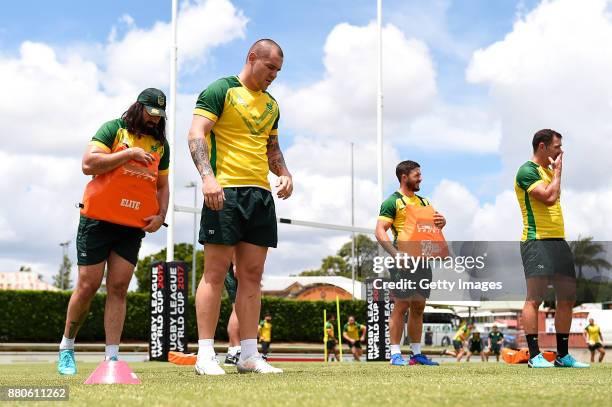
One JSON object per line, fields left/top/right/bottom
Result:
{"left": 1, "top": 361, "right": 611, "bottom": 406}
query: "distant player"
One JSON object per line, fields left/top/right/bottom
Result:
{"left": 343, "top": 315, "right": 366, "bottom": 361}
{"left": 441, "top": 321, "right": 474, "bottom": 362}
{"left": 584, "top": 318, "right": 605, "bottom": 363}
{"left": 487, "top": 325, "right": 504, "bottom": 362}
{"left": 258, "top": 313, "right": 273, "bottom": 360}
{"left": 466, "top": 331, "right": 485, "bottom": 362}
{"left": 515, "top": 129, "right": 588, "bottom": 368}
{"left": 223, "top": 262, "right": 241, "bottom": 366}
{"left": 325, "top": 314, "right": 340, "bottom": 362}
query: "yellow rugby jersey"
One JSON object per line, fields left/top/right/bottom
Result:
{"left": 259, "top": 320, "right": 272, "bottom": 342}
{"left": 585, "top": 324, "right": 602, "bottom": 344}
{"left": 325, "top": 322, "right": 335, "bottom": 339}
{"left": 90, "top": 119, "right": 170, "bottom": 175}
{"left": 453, "top": 324, "right": 471, "bottom": 341}
{"left": 378, "top": 191, "right": 430, "bottom": 244}
{"left": 343, "top": 322, "right": 363, "bottom": 341}
{"left": 194, "top": 76, "right": 279, "bottom": 191}
{"left": 515, "top": 161, "right": 564, "bottom": 241}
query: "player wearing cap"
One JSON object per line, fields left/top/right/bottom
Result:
{"left": 58, "top": 88, "right": 170, "bottom": 375}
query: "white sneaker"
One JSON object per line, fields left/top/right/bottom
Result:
{"left": 195, "top": 355, "right": 226, "bottom": 375}
{"left": 237, "top": 354, "right": 283, "bottom": 374}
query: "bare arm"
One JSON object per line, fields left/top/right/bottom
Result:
{"left": 142, "top": 173, "right": 169, "bottom": 233}
{"left": 266, "top": 134, "right": 293, "bottom": 199}
{"left": 82, "top": 145, "right": 154, "bottom": 175}
{"left": 187, "top": 115, "right": 225, "bottom": 210}
{"left": 529, "top": 153, "right": 563, "bottom": 206}
{"left": 187, "top": 115, "right": 215, "bottom": 179}
{"left": 266, "top": 135, "right": 291, "bottom": 177}
{"left": 375, "top": 219, "right": 398, "bottom": 257}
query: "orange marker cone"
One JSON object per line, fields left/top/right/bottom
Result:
{"left": 84, "top": 360, "right": 141, "bottom": 384}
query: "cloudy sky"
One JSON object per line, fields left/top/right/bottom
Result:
{"left": 1, "top": 0, "right": 611, "bottom": 288}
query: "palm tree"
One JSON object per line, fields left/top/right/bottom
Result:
{"left": 570, "top": 236, "right": 612, "bottom": 280}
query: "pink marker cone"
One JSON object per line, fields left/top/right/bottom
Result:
{"left": 84, "top": 360, "right": 141, "bottom": 385}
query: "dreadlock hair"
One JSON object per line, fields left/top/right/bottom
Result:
{"left": 121, "top": 102, "right": 166, "bottom": 144}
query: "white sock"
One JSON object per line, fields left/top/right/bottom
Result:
{"left": 411, "top": 343, "right": 421, "bottom": 355}
{"left": 60, "top": 336, "right": 75, "bottom": 350}
{"left": 228, "top": 346, "right": 241, "bottom": 356}
{"left": 197, "top": 339, "right": 215, "bottom": 360}
{"left": 239, "top": 339, "right": 258, "bottom": 361}
{"left": 105, "top": 344, "right": 119, "bottom": 360}
{"left": 391, "top": 344, "right": 401, "bottom": 355}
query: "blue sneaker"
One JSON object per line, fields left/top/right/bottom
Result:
{"left": 554, "top": 354, "right": 589, "bottom": 368}
{"left": 107, "top": 356, "right": 118, "bottom": 362}
{"left": 390, "top": 353, "right": 408, "bottom": 366}
{"left": 57, "top": 349, "right": 77, "bottom": 375}
{"left": 409, "top": 354, "right": 439, "bottom": 366}
{"left": 527, "top": 353, "right": 554, "bottom": 368}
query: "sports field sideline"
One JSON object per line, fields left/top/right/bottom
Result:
{"left": 1, "top": 362, "right": 610, "bottom": 406}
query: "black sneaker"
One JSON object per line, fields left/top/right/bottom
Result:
{"left": 262, "top": 353, "right": 268, "bottom": 361}
{"left": 224, "top": 352, "right": 240, "bottom": 366}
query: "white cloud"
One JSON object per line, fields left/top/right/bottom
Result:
{"left": 274, "top": 22, "right": 436, "bottom": 142}
{"left": 103, "top": 0, "right": 248, "bottom": 95}
{"left": 432, "top": 179, "right": 612, "bottom": 241}
{"left": 0, "top": 0, "right": 247, "bottom": 285}
{"left": 467, "top": 0, "right": 612, "bottom": 190}
{"left": 398, "top": 103, "right": 501, "bottom": 153}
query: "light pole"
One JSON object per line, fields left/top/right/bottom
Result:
{"left": 350, "top": 142, "right": 356, "bottom": 299}
{"left": 59, "top": 241, "right": 70, "bottom": 290}
{"left": 185, "top": 182, "right": 198, "bottom": 296}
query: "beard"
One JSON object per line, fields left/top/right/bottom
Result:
{"left": 136, "top": 120, "right": 159, "bottom": 137}
{"left": 405, "top": 181, "right": 420, "bottom": 191}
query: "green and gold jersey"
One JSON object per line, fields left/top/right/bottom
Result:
{"left": 453, "top": 324, "right": 471, "bottom": 341}
{"left": 194, "top": 76, "right": 280, "bottom": 191}
{"left": 585, "top": 324, "right": 602, "bottom": 344}
{"left": 488, "top": 331, "right": 504, "bottom": 345}
{"left": 90, "top": 119, "right": 170, "bottom": 175}
{"left": 343, "top": 322, "right": 363, "bottom": 341}
{"left": 259, "top": 320, "right": 272, "bottom": 342}
{"left": 325, "top": 322, "right": 335, "bottom": 339}
{"left": 515, "top": 161, "right": 564, "bottom": 241}
{"left": 378, "top": 191, "right": 430, "bottom": 243}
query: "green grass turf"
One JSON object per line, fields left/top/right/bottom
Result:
{"left": 1, "top": 361, "right": 610, "bottom": 406}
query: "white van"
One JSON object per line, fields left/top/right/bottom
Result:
{"left": 401, "top": 307, "right": 459, "bottom": 346}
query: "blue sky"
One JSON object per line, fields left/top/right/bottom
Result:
{"left": 3, "top": 0, "right": 610, "bottom": 282}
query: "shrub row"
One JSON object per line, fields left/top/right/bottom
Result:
{"left": 0, "top": 291, "right": 365, "bottom": 342}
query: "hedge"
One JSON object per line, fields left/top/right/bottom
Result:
{"left": 0, "top": 291, "right": 365, "bottom": 343}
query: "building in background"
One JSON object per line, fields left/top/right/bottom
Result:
{"left": 261, "top": 276, "right": 363, "bottom": 300}
{"left": 0, "top": 271, "right": 58, "bottom": 291}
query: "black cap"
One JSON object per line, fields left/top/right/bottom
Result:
{"left": 137, "top": 88, "right": 167, "bottom": 118}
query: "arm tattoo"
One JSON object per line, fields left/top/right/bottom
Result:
{"left": 267, "top": 135, "right": 288, "bottom": 176}
{"left": 188, "top": 138, "right": 213, "bottom": 178}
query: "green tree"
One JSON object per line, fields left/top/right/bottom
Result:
{"left": 337, "top": 234, "right": 378, "bottom": 280}
{"left": 299, "top": 255, "right": 349, "bottom": 277}
{"left": 570, "top": 236, "right": 612, "bottom": 280}
{"left": 53, "top": 254, "right": 72, "bottom": 290}
{"left": 135, "top": 243, "right": 204, "bottom": 293}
